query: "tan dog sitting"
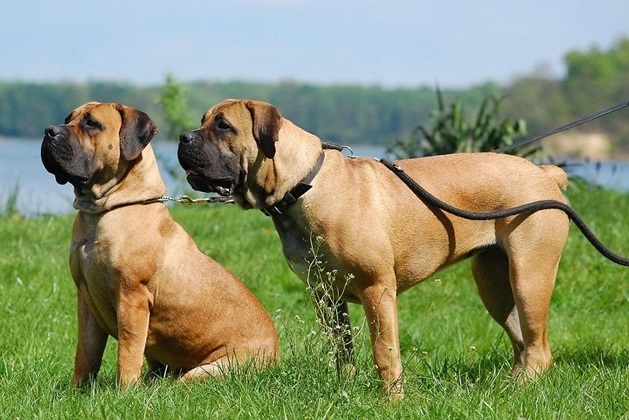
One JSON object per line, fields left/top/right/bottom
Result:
{"left": 177, "top": 99, "right": 571, "bottom": 399}
{"left": 41, "top": 102, "right": 278, "bottom": 388}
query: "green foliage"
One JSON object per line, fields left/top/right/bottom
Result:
{"left": 562, "top": 37, "right": 629, "bottom": 139}
{"left": 388, "top": 87, "right": 532, "bottom": 158}
{"left": 156, "top": 73, "right": 196, "bottom": 140}
{"left": 0, "top": 186, "right": 628, "bottom": 417}
{"left": 564, "top": 37, "right": 629, "bottom": 92}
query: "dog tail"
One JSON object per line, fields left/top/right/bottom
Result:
{"left": 539, "top": 165, "right": 568, "bottom": 190}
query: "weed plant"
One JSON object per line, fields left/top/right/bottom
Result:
{"left": 0, "top": 183, "right": 19, "bottom": 218}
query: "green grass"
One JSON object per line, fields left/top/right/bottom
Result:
{"left": 0, "top": 184, "right": 627, "bottom": 418}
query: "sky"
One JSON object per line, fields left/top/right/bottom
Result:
{"left": 1, "top": 0, "right": 627, "bottom": 89}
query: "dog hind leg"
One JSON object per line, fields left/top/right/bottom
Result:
{"left": 471, "top": 247, "right": 526, "bottom": 374}
{"left": 144, "top": 357, "right": 169, "bottom": 381}
{"left": 508, "top": 257, "right": 559, "bottom": 379}
{"left": 179, "top": 360, "right": 227, "bottom": 382}
{"left": 505, "top": 211, "right": 567, "bottom": 379}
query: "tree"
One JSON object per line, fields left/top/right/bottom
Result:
{"left": 562, "top": 37, "right": 629, "bottom": 137}
{"left": 157, "top": 73, "right": 196, "bottom": 140}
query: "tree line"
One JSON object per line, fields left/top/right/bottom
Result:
{"left": 0, "top": 79, "right": 494, "bottom": 145}
{"left": 1, "top": 37, "right": 628, "bottom": 155}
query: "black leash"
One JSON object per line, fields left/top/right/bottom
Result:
{"left": 378, "top": 158, "right": 629, "bottom": 266}
{"left": 493, "top": 99, "right": 629, "bottom": 153}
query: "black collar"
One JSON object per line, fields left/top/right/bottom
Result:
{"left": 261, "top": 152, "right": 325, "bottom": 217}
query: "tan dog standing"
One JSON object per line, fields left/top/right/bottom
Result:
{"left": 41, "top": 102, "right": 278, "bottom": 388}
{"left": 177, "top": 99, "right": 570, "bottom": 399}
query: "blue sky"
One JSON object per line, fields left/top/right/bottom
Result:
{"left": 1, "top": 0, "right": 627, "bottom": 88}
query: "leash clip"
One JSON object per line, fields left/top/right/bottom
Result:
{"left": 322, "top": 141, "right": 354, "bottom": 157}
{"left": 177, "top": 195, "right": 197, "bottom": 205}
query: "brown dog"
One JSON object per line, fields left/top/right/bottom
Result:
{"left": 177, "top": 99, "right": 570, "bottom": 399}
{"left": 41, "top": 102, "right": 278, "bottom": 388}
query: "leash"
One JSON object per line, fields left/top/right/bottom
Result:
{"left": 493, "top": 99, "right": 629, "bottom": 153}
{"left": 154, "top": 195, "right": 235, "bottom": 205}
{"left": 377, "top": 158, "right": 629, "bottom": 266}
{"left": 108, "top": 194, "right": 234, "bottom": 211}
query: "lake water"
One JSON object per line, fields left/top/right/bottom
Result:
{"left": 1, "top": 138, "right": 628, "bottom": 216}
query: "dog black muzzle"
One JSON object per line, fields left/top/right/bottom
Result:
{"left": 41, "top": 126, "right": 90, "bottom": 186}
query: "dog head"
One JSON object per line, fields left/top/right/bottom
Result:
{"left": 177, "top": 99, "right": 283, "bottom": 207}
{"left": 41, "top": 102, "right": 157, "bottom": 188}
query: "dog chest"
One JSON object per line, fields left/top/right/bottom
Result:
{"left": 70, "top": 231, "right": 120, "bottom": 335}
{"left": 275, "top": 220, "right": 311, "bottom": 276}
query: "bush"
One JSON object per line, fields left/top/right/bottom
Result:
{"left": 388, "top": 88, "right": 536, "bottom": 159}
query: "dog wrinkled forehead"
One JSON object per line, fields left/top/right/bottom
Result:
{"left": 201, "top": 99, "right": 241, "bottom": 125}
{"left": 64, "top": 101, "right": 103, "bottom": 124}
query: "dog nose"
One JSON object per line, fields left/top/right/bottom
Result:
{"left": 45, "top": 125, "right": 63, "bottom": 139}
{"left": 179, "top": 131, "right": 197, "bottom": 144}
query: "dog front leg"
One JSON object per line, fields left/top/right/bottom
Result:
{"left": 311, "top": 295, "right": 355, "bottom": 374}
{"left": 358, "top": 281, "right": 404, "bottom": 400}
{"left": 72, "top": 292, "right": 108, "bottom": 387}
{"left": 116, "top": 286, "right": 152, "bottom": 388}
{"left": 334, "top": 300, "right": 355, "bottom": 373}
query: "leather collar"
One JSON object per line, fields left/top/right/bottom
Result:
{"left": 261, "top": 152, "right": 325, "bottom": 217}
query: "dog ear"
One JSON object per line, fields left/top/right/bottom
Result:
{"left": 246, "top": 101, "right": 282, "bottom": 159}
{"left": 117, "top": 104, "right": 158, "bottom": 161}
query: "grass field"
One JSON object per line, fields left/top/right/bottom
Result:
{"left": 0, "top": 182, "right": 627, "bottom": 418}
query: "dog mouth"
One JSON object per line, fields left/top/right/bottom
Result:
{"left": 41, "top": 138, "right": 91, "bottom": 186}
{"left": 185, "top": 169, "right": 235, "bottom": 196}
{"left": 48, "top": 166, "right": 90, "bottom": 187}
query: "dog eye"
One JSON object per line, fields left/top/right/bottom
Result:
{"left": 215, "top": 119, "right": 232, "bottom": 131}
{"left": 82, "top": 115, "right": 102, "bottom": 130}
